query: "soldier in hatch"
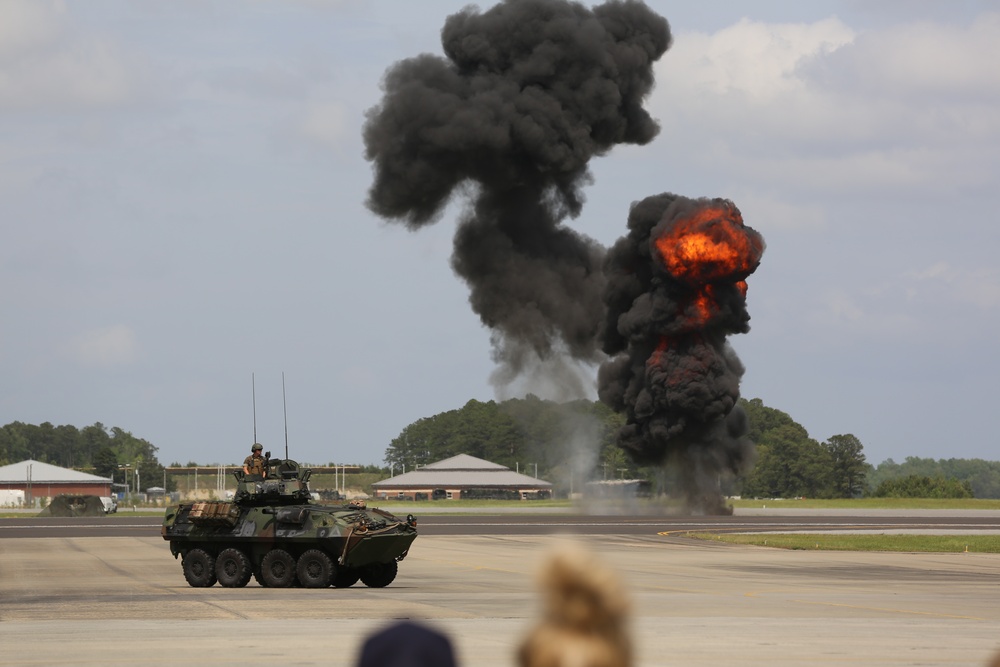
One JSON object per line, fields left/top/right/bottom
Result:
{"left": 243, "top": 443, "right": 268, "bottom": 479}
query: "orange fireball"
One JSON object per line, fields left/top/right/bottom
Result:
{"left": 653, "top": 204, "right": 763, "bottom": 286}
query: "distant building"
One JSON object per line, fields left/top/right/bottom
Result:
{"left": 0, "top": 459, "right": 112, "bottom": 504}
{"left": 372, "top": 454, "right": 552, "bottom": 501}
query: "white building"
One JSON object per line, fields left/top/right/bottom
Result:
{"left": 372, "top": 454, "right": 552, "bottom": 500}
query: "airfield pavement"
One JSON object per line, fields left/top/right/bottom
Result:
{"left": 1, "top": 531, "right": 999, "bottom": 667}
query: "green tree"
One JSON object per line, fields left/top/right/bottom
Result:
{"left": 384, "top": 399, "right": 524, "bottom": 470}
{"left": 0, "top": 422, "right": 32, "bottom": 464}
{"left": 741, "top": 398, "right": 799, "bottom": 443}
{"left": 824, "top": 434, "right": 867, "bottom": 498}
{"left": 742, "top": 428, "right": 833, "bottom": 498}
{"left": 867, "top": 457, "right": 1000, "bottom": 499}
{"left": 80, "top": 423, "right": 111, "bottom": 462}
{"left": 739, "top": 399, "right": 832, "bottom": 498}
{"left": 92, "top": 447, "right": 119, "bottom": 479}
{"left": 872, "top": 475, "right": 973, "bottom": 499}
{"left": 0, "top": 421, "right": 165, "bottom": 487}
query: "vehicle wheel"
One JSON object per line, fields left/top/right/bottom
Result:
{"left": 215, "top": 548, "right": 252, "bottom": 588}
{"left": 182, "top": 548, "right": 217, "bottom": 588}
{"left": 253, "top": 568, "right": 267, "bottom": 587}
{"left": 332, "top": 567, "right": 361, "bottom": 588}
{"left": 260, "top": 549, "right": 297, "bottom": 588}
{"left": 297, "top": 549, "right": 334, "bottom": 588}
{"left": 360, "top": 560, "right": 398, "bottom": 588}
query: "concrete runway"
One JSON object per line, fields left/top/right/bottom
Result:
{"left": 1, "top": 531, "right": 999, "bottom": 666}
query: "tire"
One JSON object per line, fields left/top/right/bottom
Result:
{"left": 260, "top": 549, "right": 297, "bottom": 588}
{"left": 359, "top": 560, "right": 398, "bottom": 588}
{"left": 182, "top": 548, "right": 217, "bottom": 588}
{"left": 332, "top": 567, "right": 361, "bottom": 588}
{"left": 296, "top": 549, "right": 334, "bottom": 588}
{"left": 215, "top": 548, "right": 252, "bottom": 588}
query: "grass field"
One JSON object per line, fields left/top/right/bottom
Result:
{"left": 685, "top": 532, "right": 1000, "bottom": 552}
{"left": 729, "top": 497, "right": 1000, "bottom": 510}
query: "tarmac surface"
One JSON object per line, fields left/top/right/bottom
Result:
{"left": 1, "top": 521, "right": 999, "bottom": 666}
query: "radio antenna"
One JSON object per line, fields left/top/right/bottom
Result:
{"left": 252, "top": 372, "right": 258, "bottom": 444}
{"left": 282, "top": 372, "right": 289, "bottom": 459}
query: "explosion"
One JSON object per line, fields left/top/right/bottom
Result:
{"left": 599, "top": 195, "right": 764, "bottom": 514}
{"left": 363, "top": 0, "right": 765, "bottom": 513}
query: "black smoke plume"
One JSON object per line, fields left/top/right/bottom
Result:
{"left": 363, "top": 0, "right": 671, "bottom": 390}
{"left": 598, "top": 194, "right": 765, "bottom": 513}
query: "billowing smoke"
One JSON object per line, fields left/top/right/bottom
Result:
{"left": 363, "top": 0, "right": 671, "bottom": 392}
{"left": 598, "top": 194, "right": 765, "bottom": 513}
{"left": 363, "top": 1, "right": 765, "bottom": 513}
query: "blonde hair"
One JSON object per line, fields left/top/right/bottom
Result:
{"left": 518, "top": 542, "right": 631, "bottom": 667}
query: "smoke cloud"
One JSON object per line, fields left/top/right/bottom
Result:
{"left": 598, "top": 194, "right": 765, "bottom": 513}
{"left": 363, "top": 1, "right": 765, "bottom": 513}
{"left": 363, "top": 0, "right": 671, "bottom": 391}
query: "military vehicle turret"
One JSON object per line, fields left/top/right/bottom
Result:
{"left": 162, "top": 455, "right": 417, "bottom": 588}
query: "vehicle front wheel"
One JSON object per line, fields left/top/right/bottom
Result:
{"left": 216, "top": 548, "right": 252, "bottom": 588}
{"left": 297, "top": 549, "right": 334, "bottom": 588}
{"left": 182, "top": 548, "right": 217, "bottom": 587}
{"left": 260, "top": 549, "right": 297, "bottom": 588}
{"left": 359, "top": 560, "right": 398, "bottom": 588}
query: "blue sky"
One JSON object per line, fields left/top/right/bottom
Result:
{"left": 1, "top": 0, "right": 998, "bottom": 468}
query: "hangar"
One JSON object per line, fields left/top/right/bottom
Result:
{"left": 0, "top": 459, "right": 112, "bottom": 506}
{"left": 372, "top": 453, "right": 552, "bottom": 501}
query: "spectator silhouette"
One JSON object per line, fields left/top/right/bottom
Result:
{"left": 518, "top": 542, "right": 632, "bottom": 667}
{"left": 357, "top": 620, "right": 458, "bottom": 667}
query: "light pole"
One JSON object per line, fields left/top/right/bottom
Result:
{"left": 119, "top": 464, "right": 130, "bottom": 501}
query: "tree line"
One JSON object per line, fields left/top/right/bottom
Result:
{"left": 384, "top": 396, "right": 999, "bottom": 499}
{"left": 6, "top": 396, "right": 999, "bottom": 498}
{"left": 0, "top": 421, "right": 170, "bottom": 493}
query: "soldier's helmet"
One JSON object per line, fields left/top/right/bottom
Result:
{"left": 252, "top": 443, "right": 263, "bottom": 452}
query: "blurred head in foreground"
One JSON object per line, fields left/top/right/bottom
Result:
{"left": 518, "top": 542, "right": 632, "bottom": 667}
{"left": 357, "top": 621, "right": 458, "bottom": 667}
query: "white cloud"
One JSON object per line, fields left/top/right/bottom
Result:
{"left": 807, "top": 288, "right": 916, "bottom": 338}
{"left": 0, "top": 0, "right": 63, "bottom": 57}
{"left": 650, "top": 13, "right": 1000, "bottom": 193}
{"left": 662, "top": 17, "right": 854, "bottom": 100}
{"left": 0, "top": 0, "right": 142, "bottom": 111}
{"left": 817, "top": 14, "right": 1000, "bottom": 98}
{"left": 727, "top": 191, "right": 827, "bottom": 232}
{"left": 66, "top": 325, "right": 139, "bottom": 368}
{"left": 905, "top": 261, "right": 1000, "bottom": 310}
{"left": 803, "top": 259, "right": 1000, "bottom": 343}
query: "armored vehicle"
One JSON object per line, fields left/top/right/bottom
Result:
{"left": 162, "top": 456, "right": 417, "bottom": 589}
